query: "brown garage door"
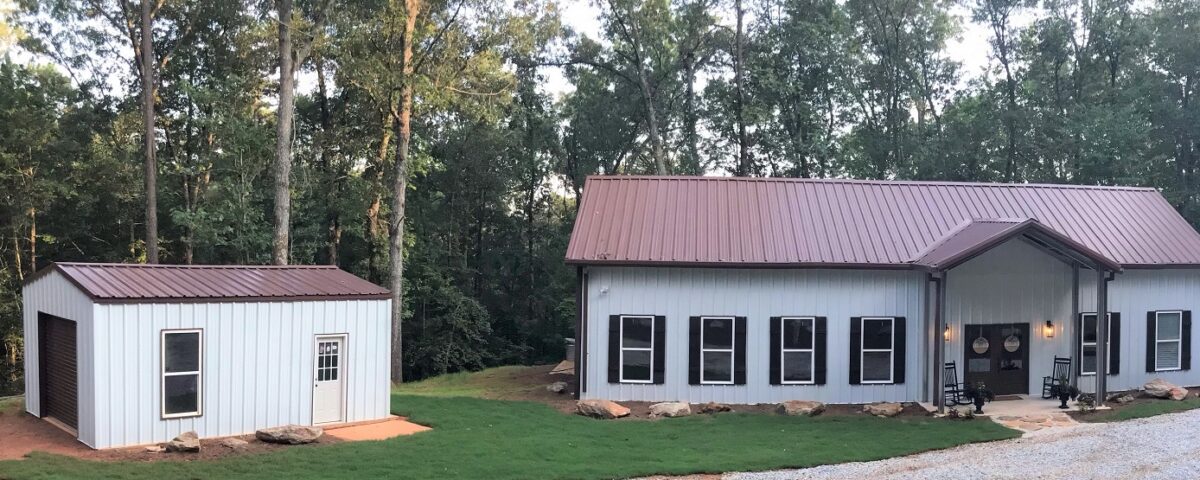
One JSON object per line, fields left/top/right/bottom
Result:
{"left": 39, "top": 313, "right": 78, "bottom": 430}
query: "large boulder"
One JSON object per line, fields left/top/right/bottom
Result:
{"left": 219, "top": 437, "right": 250, "bottom": 449}
{"left": 1144, "top": 378, "right": 1189, "bottom": 400}
{"left": 649, "top": 402, "right": 691, "bottom": 418}
{"left": 863, "top": 402, "right": 904, "bottom": 417}
{"left": 255, "top": 425, "right": 324, "bottom": 444}
{"left": 776, "top": 400, "right": 825, "bottom": 417}
{"left": 166, "top": 431, "right": 200, "bottom": 453}
{"left": 698, "top": 402, "right": 733, "bottom": 414}
{"left": 576, "top": 399, "right": 631, "bottom": 419}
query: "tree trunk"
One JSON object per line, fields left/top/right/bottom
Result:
{"left": 272, "top": 0, "right": 295, "bottom": 265}
{"left": 367, "top": 115, "right": 394, "bottom": 281}
{"left": 315, "top": 57, "right": 341, "bottom": 265}
{"left": 734, "top": 0, "right": 749, "bottom": 176}
{"left": 141, "top": 0, "right": 158, "bottom": 264}
{"left": 390, "top": 0, "right": 421, "bottom": 385}
{"left": 636, "top": 68, "right": 668, "bottom": 175}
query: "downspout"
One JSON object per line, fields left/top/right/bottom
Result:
{"left": 574, "top": 267, "right": 587, "bottom": 398}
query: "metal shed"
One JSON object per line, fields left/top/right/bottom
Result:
{"left": 22, "top": 263, "right": 392, "bottom": 449}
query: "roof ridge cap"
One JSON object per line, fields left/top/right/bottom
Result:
{"left": 584, "top": 175, "right": 1157, "bottom": 192}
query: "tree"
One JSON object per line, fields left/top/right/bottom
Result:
{"left": 141, "top": 0, "right": 158, "bottom": 263}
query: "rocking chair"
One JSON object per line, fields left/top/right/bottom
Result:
{"left": 943, "top": 361, "right": 967, "bottom": 406}
{"left": 1041, "top": 356, "right": 1072, "bottom": 399}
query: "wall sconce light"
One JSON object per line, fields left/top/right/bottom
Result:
{"left": 1044, "top": 320, "right": 1055, "bottom": 338}
{"left": 943, "top": 324, "right": 951, "bottom": 342}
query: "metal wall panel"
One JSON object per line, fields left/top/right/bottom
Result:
{"left": 22, "top": 270, "right": 96, "bottom": 446}
{"left": 583, "top": 266, "right": 926, "bottom": 404}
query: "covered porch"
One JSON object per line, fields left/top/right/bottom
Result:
{"left": 917, "top": 218, "right": 1122, "bottom": 413}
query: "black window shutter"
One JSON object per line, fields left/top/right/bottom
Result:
{"left": 815, "top": 317, "right": 828, "bottom": 385}
{"left": 1146, "top": 311, "right": 1156, "bottom": 373}
{"left": 849, "top": 317, "right": 862, "bottom": 385}
{"left": 1183, "top": 311, "right": 1192, "bottom": 371}
{"left": 653, "top": 315, "right": 667, "bottom": 384}
{"left": 734, "top": 316, "right": 747, "bottom": 385}
{"left": 769, "top": 317, "right": 781, "bottom": 385}
{"left": 893, "top": 317, "right": 906, "bottom": 384}
{"left": 608, "top": 315, "right": 621, "bottom": 383}
{"left": 688, "top": 316, "right": 701, "bottom": 385}
{"left": 1109, "top": 313, "right": 1120, "bottom": 374}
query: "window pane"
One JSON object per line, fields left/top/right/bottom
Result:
{"left": 165, "top": 332, "right": 199, "bottom": 373}
{"left": 703, "top": 318, "right": 734, "bottom": 349}
{"left": 783, "top": 318, "right": 813, "bottom": 350}
{"left": 1157, "top": 342, "right": 1180, "bottom": 370}
{"left": 1082, "top": 315, "right": 1097, "bottom": 343}
{"left": 703, "top": 351, "right": 733, "bottom": 382}
{"left": 862, "top": 319, "right": 892, "bottom": 350}
{"left": 862, "top": 351, "right": 892, "bottom": 382}
{"left": 165, "top": 374, "right": 199, "bottom": 414}
{"left": 622, "top": 317, "right": 653, "bottom": 348}
{"left": 783, "top": 351, "right": 813, "bottom": 382}
{"left": 1158, "top": 314, "right": 1182, "bottom": 340}
{"left": 1082, "top": 345, "right": 1097, "bottom": 373}
{"left": 621, "top": 349, "right": 652, "bottom": 381}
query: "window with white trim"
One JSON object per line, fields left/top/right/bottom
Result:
{"left": 861, "top": 317, "right": 894, "bottom": 383}
{"left": 1081, "top": 313, "right": 1111, "bottom": 375}
{"left": 700, "top": 317, "right": 735, "bottom": 384}
{"left": 1155, "top": 311, "right": 1183, "bottom": 371}
{"left": 162, "top": 329, "right": 202, "bottom": 418}
{"left": 619, "top": 316, "right": 654, "bottom": 383}
{"left": 781, "top": 317, "right": 815, "bottom": 384}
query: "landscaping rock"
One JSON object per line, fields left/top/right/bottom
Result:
{"left": 1144, "top": 378, "right": 1189, "bottom": 400}
{"left": 219, "top": 438, "right": 250, "bottom": 449}
{"left": 255, "top": 425, "right": 323, "bottom": 444}
{"left": 546, "top": 381, "right": 569, "bottom": 394}
{"left": 576, "top": 399, "right": 631, "bottom": 419}
{"left": 166, "top": 431, "right": 200, "bottom": 453}
{"left": 698, "top": 402, "right": 733, "bottom": 414}
{"left": 1108, "top": 393, "right": 1135, "bottom": 404}
{"left": 863, "top": 402, "right": 904, "bottom": 417}
{"left": 649, "top": 402, "right": 692, "bottom": 418}
{"left": 776, "top": 400, "right": 825, "bottom": 417}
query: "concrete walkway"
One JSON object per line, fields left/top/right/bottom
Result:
{"left": 726, "top": 408, "right": 1200, "bottom": 480}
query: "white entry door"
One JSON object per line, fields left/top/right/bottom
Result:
{"left": 312, "top": 336, "right": 346, "bottom": 424}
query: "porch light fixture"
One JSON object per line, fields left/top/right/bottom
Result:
{"left": 943, "top": 324, "right": 951, "bottom": 342}
{"left": 1044, "top": 320, "right": 1055, "bottom": 338}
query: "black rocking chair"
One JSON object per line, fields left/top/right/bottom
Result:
{"left": 943, "top": 361, "right": 967, "bottom": 406}
{"left": 1041, "top": 356, "right": 1072, "bottom": 399}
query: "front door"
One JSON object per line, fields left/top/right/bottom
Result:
{"left": 963, "top": 323, "right": 1029, "bottom": 395}
{"left": 312, "top": 336, "right": 346, "bottom": 424}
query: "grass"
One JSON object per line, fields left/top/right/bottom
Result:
{"left": 392, "top": 365, "right": 542, "bottom": 399}
{"left": 0, "top": 396, "right": 22, "bottom": 414}
{"left": 1072, "top": 396, "right": 1200, "bottom": 423}
{"left": 0, "top": 368, "right": 1019, "bottom": 480}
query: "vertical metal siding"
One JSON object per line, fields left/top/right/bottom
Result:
{"left": 88, "top": 299, "right": 390, "bottom": 449}
{"left": 22, "top": 271, "right": 97, "bottom": 446}
{"left": 584, "top": 266, "right": 926, "bottom": 404}
{"left": 1077, "top": 269, "right": 1200, "bottom": 393}
{"left": 944, "top": 239, "right": 1076, "bottom": 396}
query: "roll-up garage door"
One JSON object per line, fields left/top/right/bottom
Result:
{"left": 39, "top": 313, "right": 78, "bottom": 430}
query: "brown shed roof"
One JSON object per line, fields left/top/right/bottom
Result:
{"left": 27, "top": 263, "right": 390, "bottom": 303}
{"left": 565, "top": 176, "right": 1200, "bottom": 269}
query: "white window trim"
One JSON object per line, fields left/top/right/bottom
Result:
{"left": 161, "top": 329, "right": 203, "bottom": 419}
{"left": 618, "top": 315, "right": 654, "bottom": 384}
{"left": 860, "top": 317, "right": 895, "bottom": 384}
{"left": 1155, "top": 310, "right": 1183, "bottom": 372}
{"left": 780, "top": 317, "right": 816, "bottom": 385}
{"left": 700, "top": 316, "right": 736, "bottom": 385}
{"left": 1080, "top": 313, "right": 1112, "bottom": 376}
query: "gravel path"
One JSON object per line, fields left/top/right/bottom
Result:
{"left": 726, "top": 409, "right": 1200, "bottom": 480}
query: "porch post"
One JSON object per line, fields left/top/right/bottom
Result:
{"left": 933, "top": 272, "right": 947, "bottom": 413}
{"left": 1095, "top": 266, "right": 1109, "bottom": 407}
{"left": 1070, "top": 264, "right": 1080, "bottom": 388}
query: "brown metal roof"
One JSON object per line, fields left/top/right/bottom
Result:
{"left": 27, "top": 263, "right": 390, "bottom": 303}
{"left": 909, "top": 218, "right": 1123, "bottom": 271}
{"left": 566, "top": 176, "right": 1200, "bottom": 269}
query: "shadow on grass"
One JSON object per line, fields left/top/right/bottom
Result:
{"left": 0, "top": 395, "right": 1019, "bottom": 480}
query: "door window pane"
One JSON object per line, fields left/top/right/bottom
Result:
{"left": 703, "top": 351, "right": 733, "bottom": 383}
{"left": 862, "top": 351, "right": 892, "bottom": 382}
{"left": 783, "top": 351, "right": 813, "bottom": 382}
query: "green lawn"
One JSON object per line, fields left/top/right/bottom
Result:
{"left": 0, "top": 368, "right": 1019, "bottom": 479}
{"left": 1073, "top": 396, "right": 1200, "bottom": 423}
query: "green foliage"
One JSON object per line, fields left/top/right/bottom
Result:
{"left": 0, "top": 393, "right": 1019, "bottom": 479}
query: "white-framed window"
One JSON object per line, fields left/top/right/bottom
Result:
{"left": 161, "top": 329, "right": 203, "bottom": 418}
{"left": 781, "top": 317, "right": 815, "bottom": 384}
{"left": 700, "top": 316, "right": 736, "bottom": 384}
{"left": 1155, "top": 311, "right": 1183, "bottom": 372}
{"left": 861, "top": 317, "right": 894, "bottom": 384}
{"left": 619, "top": 316, "right": 654, "bottom": 383}
{"left": 1080, "top": 313, "right": 1112, "bottom": 376}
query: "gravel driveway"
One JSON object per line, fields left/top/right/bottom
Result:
{"left": 726, "top": 409, "right": 1200, "bottom": 480}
